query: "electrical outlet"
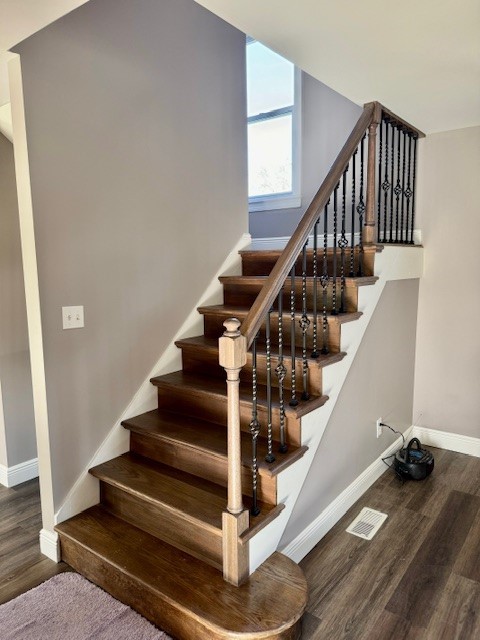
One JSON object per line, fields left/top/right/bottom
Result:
{"left": 62, "top": 306, "right": 84, "bottom": 329}
{"left": 376, "top": 417, "right": 383, "bottom": 438}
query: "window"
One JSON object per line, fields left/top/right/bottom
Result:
{"left": 247, "top": 39, "right": 301, "bottom": 212}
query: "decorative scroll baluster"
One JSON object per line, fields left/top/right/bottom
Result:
{"left": 275, "top": 290, "right": 287, "bottom": 453}
{"left": 404, "top": 132, "right": 413, "bottom": 243}
{"left": 300, "top": 243, "right": 310, "bottom": 400}
{"left": 394, "top": 125, "right": 402, "bottom": 242}
{"left": 357, "top": 135, "right": 366, "bottom": 276}
{"left": 332, "top": 183, "right": 339, "bottom": 313}
{"left": 265, "top": 309, "right": 275, "bottom": 463}
{"left": 339, "top": 168, "right": 348, "bottom": 313}
{"left": 289, "top": 265, "right": 298, "bottom": 407}
{"left": 382, "top": 117, "right": 391, "bottom": 243}
{"left": 249, "top": 335, "right": 261, "bottom": 516}
{"left": 400, "top": 128, "right": 407, "bottom": 242}
{"left": 377, "top": 119, "right": 383, "bottom": 242}
{"left": 410, "top": 134, "right": 418, "bottom": 244}
{"left": 350, "top": 150, "right": 357, "bottom": 276}
{"left": 321, "top": 201, "right": 330, "bottom": 355}
{"left": 311, "top": 220, "right": 319, "bottom": 358}
{"left": 389, "top": 121, "right": 395, "bottom": 242}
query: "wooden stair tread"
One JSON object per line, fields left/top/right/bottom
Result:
{"left": 56, "top": 506, "right": 307, "bottom": 639}
{"left": 197, "top": 303, "right": 362, "bottom": 325}
{"left": 151, "top": 370, "right": 329, "bottom": 417}
{"left": 122, "top": 409, "right": 308, "bottom": 477}
{"left": 219, "top": 274, "right": 378, "bottom": 287}
{"left": 176, "top": 334, "right": 346, "bottom": 367}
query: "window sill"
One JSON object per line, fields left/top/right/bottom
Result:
{"left": 249, "top": 195, "right": 302, "bottom": 213}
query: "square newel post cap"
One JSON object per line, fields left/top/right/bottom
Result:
{"left": 219, "top": 318, "right": 247, "bottom": 370}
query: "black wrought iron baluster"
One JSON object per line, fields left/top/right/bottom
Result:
{"left": 332, "top": 183, "right": 339, "bottom": 313}
{"left": 389, "top": 121, "right": 395, "bottom": 242}
{"left": 410, "top": 134, "right": 418, "bottom": 244}
{"left": 265, "top": 308, "right": 275, "bottom": 463}
{"left": 350, "top": 149, "right": 357, "bottom": 276}
{"left": 300, "top": 243, "right": 310, "bottom": 400}
{"left": 275, "top": 289, "right": 287, "bottom": 453}
{"left": 404, "top": 132, "right": 413, "bottom": 243}
{"left": 289, "top": 265, "right": 298, "bottom": 407}
{"left": 339, "top": 167, "right": 348, "bottom": 313}
{"left": 394, "top": 124, "right": 402, "bottom": 242}
{"left": 377, "top": 118, "right": 383, "bottom": 242}
{"left": 321, "top": 201, "right": 330, "bottom": 355}
{"left": 401, "top": 127, "right": 407, "bottom": 242}
{"left": 311, "top": 219, "right": 319, "bottom": 358}
{"left": 382, "top": 117, "right": 391, "bottom": 243}
{"left": 249, "top": 335, "right": 261, "bottom": 516}
{"left": 357, "top": 134, "right": 366, "bottom": 276}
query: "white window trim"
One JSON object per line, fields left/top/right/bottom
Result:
{"left": 248, "top": 64, "right": 302, "bottom": 213}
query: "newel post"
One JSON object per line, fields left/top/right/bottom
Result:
{"left": 364, "top": 103, "right": 382, "bottom": 245}
{"left": 219, "top": 318, "right": 249, "bottom": 586}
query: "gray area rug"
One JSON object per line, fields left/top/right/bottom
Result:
{"left": 0, "top": 572, "right": 172, "bottom": 639}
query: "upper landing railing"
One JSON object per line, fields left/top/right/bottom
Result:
{"left": 219, "top": 101, "right": 425, "bottom": 586}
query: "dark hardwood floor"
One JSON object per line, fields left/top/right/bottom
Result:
{"left": 0, "top": 479, "right": 71, "bottom": 605}
{"left": 300, "top": 447, "right": 480, "bottom": 639}
{"left": 1, "top": 448, "right": 479, "bottom": 640}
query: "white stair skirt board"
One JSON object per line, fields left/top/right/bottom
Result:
{"left": 412, "top": 426, "right": 480, "bottom": 458}
{"left": 0, "top": 458, "right": 39, "bottom": 488}
{"left": 40, "top": 528, "right": 61, "bottom": 562}
{"left": 54, "top": 233, "right": 252, "bottom": 526}
{"left": 250, "top": 230, "right": 422, "bottom": 250}
{"left": 280, "top": 427, "right": 413, "bottom": 563}
{"left": 346, "top": 507, "right": 388, "bottom": 540}
{"left": 249, "top": 244, "right": 423, "bottom": 574}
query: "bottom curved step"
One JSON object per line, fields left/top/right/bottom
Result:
{"left": 56, "top": 505, "right": 307, "bottom": 640}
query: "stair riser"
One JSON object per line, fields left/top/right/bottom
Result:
{"left": 223, "top": 281, "right": 358, "bottom": 314}
{"left": 203, "top": 312, "right": 342, "bottom": 353}
{"left": 156, "top": 389, "right": 302, "bottom": 447}
{"left": 100, "top": 483, "right": 222, "bottom": 570}
{"left": 130, "top": 432, "right": 277, "bottom": 505}
{"left": 241, "top": 251, "right": 374, "bottom": 278}
{"left": 181, "top": 348, "right": 323, "bottom": 396}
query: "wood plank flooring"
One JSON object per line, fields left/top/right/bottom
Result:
{"left": 300, "top": 447, "right": 480, "bottom": 639}
{"left": 0, "top": 479, "right": 71, "bottom": 605}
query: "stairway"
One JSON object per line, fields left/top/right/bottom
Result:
{"left": 55, "top": 245, "right": 379, "bottom": 640}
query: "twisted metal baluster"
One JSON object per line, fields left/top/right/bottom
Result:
{"left": 300, "top": 243, "right": 310, "bottom": 400}
{"left": 339, "top": 167, "right": 348, "bottom": 313}
{"left": 377, "top": 118, "right": 383, "bottom": 242}
{"left": 350, "top": 149, "right": 357, "bottom": 276}
{"left": 289, "top": 265, "right": 298, "bottom": 407}
{"left": 265, "top": 308, "right": 275, "bottom": 463}
{"left": 321, "top": 201, "right": 330, "bottom": 355}
{"left": 394, "top": 124, "right": 402, "bottom": 242}
{"left": 275, "top": 289, "right": 288, "bottom": 453}
{"left": 311, "top": 219, "right": 319, "bottom": 358}
{"left": 332, "top": 183, "right": 339, "bottom": 313}
{"left": 410, "top": 134, "right": 418, "bottom": 244}
{"left": 401, "top": 128, "right": 407, "bottom": 242}
{"left": 382, "top": 117, "right": 391, "bottom": 243}
{"left": 357, "top": 134, "right": 366, "bottom": 276}
{"left": 249, "top": 335, "right": 261, "bottom": 516}
{"left": 389, "top": 122, "right": 395, "bottom": 242}
{"left": 404, "top": 132, "right": 413, "bottom": 243}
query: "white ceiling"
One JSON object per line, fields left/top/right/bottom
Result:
{"left": 0, "top": 0, "right": 478, "bottom": 133}
{"left": 195, "top": 0, "right": 480, "bottom": 134}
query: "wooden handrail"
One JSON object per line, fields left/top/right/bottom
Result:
{"left": 241, "top": 102, "right": 375, "bottom": 347}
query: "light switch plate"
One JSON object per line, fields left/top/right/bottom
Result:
{"left": 62, "top": 306, "right": 84, "bottom": 329}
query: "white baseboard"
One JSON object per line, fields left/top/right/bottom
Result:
{"left": 0, "top": 457, "right": 38, "bottom": 488}
{"left": 281, "top": 427, "right": 413, "bottom": 563}
{"left": 39, "top": 528, "right": 60, "bottom": 562}
{"left": 250, "top": 230, "right": 422, "bottom": 250}
{"left": 412, "top": 426, "right": 480, "bottom": 458}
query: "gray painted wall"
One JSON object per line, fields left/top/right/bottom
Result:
{"left": 0, "top": 134, "right": 37, "bottom": 468}
{"left": 281, "top": 279, "right": 419, "bottom": 547}
{"left": 14, "top": 0, "right": 247, "bottom": 508}
{"left": 249, "top": 73, "right": 361, "bottom": 238}
{"left": 414, "top": 126, "right": 480, "bottom": 438}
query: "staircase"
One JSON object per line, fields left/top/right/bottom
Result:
{"left": 55, "top": 102, "right": 423, "bottom": 639}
